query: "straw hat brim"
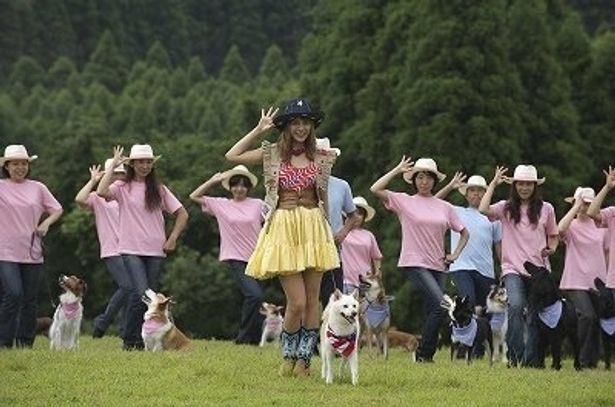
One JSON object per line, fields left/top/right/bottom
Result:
{"left": 125, "top": 155, "right": 161, "bottom": 165}
{"left": 403, "top": 167, "right": 447, "bottom": 183}
{"left": 355, "top": 203, "right": 376, "bottom": 222}
{"left": 0, "top": 155, "right": 38, "bottom": 166}
{"left": 221, "top": 168, "right": 259, "bottom": 190}
{"left": 504, "top": 177, "right": 545, "bottom": 185}
{"left": 458, "top": 183, "right": 487, "bottom": 196}
{"left": 564, "top": 196, "right": 592, "bottom": 204}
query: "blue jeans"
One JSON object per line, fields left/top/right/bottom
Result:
{"left": 227, "top": 260, "right": 264, "bottom": 345}
{"left": 94, "top": 256, "right": 131, "bottom": 334}
{"left": 451, "top": 270, "right": 495, "bottom": 308}
{"left": 0, "top": 261, "right": 43, "bottom": 348}
{"left": 405, "top": 267, "right": 447, "bottom": 360}
{"left": 122, "top": 255, "right": 164, "bottom": 345}
{"left": 504, "top": 273, "right": 540, "bottom": 366}
{"left": 564, "top": 290, "right": 599, "bottom": 368}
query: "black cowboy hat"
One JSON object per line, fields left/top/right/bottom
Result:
{"left": 273, "top": 98, "right": 325, "bottom": 130}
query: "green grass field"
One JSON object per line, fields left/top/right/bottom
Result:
{"left": 1, "top": 337, "right": 613, "bottom": 406}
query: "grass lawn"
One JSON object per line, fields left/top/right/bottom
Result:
{"left": 1, "top": 337, "right": 613, "bottom": 406}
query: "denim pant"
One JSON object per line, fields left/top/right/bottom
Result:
{"left": 564, "top": 290, "right": 599, "bottom": 367}
{"left": 451, "top": 269, "right": 495, "bottom": 308}
{"left": 405, "top": 267, "right": 447, "bottom": 360}
{"left": 122, "top": 255, "right": 163, "bottom": 345}
{"left": 320, "top": 267, "right": 343, "bottom": 308}
{"left": 504, "top": 273, "right": 540, "bottom": 366}
{"left": 94, "top": 256, "right": 131, "bottom": 334}
{"left": 0, "top": 261, "right": 43, "bottom": 348}
{"left": 227, "top": 260, "right": 264, "bottom": 345}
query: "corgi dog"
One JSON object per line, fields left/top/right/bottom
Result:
{"left": 321, "top": 289, "right": 360, "bottom": 385}
{"left": 441, "top": 294, "right": 493, "bottom": 365}
{"left": 486, "top": 284, "right": 508, "bottom": 363}
{"left": 524, "top": 261, "right": 580, "bottom": 370}
{"left": 359, "top": 272, "right": 392, "bottom": 358}
{"left": 49, "top": 275, "right": 87, "bottom": 350}
{"left": 259, "top": 302, "right": 284, "bottom": 347}
{"left": 141, "top": 289, "right": 190, "bottom": 351}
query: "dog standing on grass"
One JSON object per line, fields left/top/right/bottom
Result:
{"left": 593, "top": 278, "right": 615, "bottom": 369}
{"left": 49, "top": 275, "right": 87, "bottom": 350}
{"left": 486, "top": 284, "right": 508, "bottom": 363}
{"left": 321, "top": 289, "right": 360, "bottom": 385}
{"left": 359, "top": 272, "right": 392, "bottom": 358}
{"left": 141, "top": 289, "right": 191, "bottom": 351}
{"left": 259, "top": 302, "right": 284, "bottom": 347}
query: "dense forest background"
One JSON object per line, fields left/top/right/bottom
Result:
{"left": 1, "top": 0, "right": 615, "bottom": 339}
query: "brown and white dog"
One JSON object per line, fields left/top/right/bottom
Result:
{"left": 259, "top": 302, "right": 284, "bottom": 347}
{"left": 49, "top": 275, "right": 87, "bottom": 350}
{"left": 359, "top": 272, "right": 392, "bottom": 358}
{"left": 387, "top": 327, "right": 421, "bottom": 361}
{"left": 486, "top": 284, "right": 508, "bottom": 363}
{"left": 141, "top": 289, "right": 190, "bottom": 351}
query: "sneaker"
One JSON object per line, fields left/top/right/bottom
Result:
{"left": 92, "top": 327, "right": 105, "bottom": 339}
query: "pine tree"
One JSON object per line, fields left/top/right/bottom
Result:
{"left": 219, "top": 45, "right": 250, "bottom": 84}
{"left": 145, "top": 41, "right": 172, "bottom": 70}
{"left": 83, "top": 30, "right": 128, "bottom": 92}
{"left": 48, "top": 57, "right": 78, "bottom": 89}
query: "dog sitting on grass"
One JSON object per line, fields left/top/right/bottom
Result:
{"left": 141, "top": 289, "right": 190, "bottom": 351}
{"left": 49, "top": 275, "right": 87, "bottom": 350}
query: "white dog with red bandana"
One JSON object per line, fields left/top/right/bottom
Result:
{"left": 320, "top": 289, "right": 360, "bottom": 385}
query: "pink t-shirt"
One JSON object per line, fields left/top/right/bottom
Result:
{"left": 341, "top": 228, "right": 383, "bottom": 286}
{"left": 85, "top": 192, "right": 120, "bottom": 259}
{"left": 489, "top": 200, "right": 558, "bottom": 276}
{"left": 598, "top": 207, "right": 615, "bottom": 288}
{"left": 384, "top": 191, "right": 465, "bottom": 272}
{"left": 202, "top": 197, "right": 264, "bottom": 262}
{"left": 109, "top": 180, "right": 183, "bottom": 257}
{"left": 560, "top": 217, "right": 607, "bottom": 290}
{"left": 0, "top": 179, "right": 62, "bottom": 263}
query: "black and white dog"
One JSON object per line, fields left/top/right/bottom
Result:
{"left": 524, "top": 261, "right": 580, "bottom": 370}
{"left": 441, "top": 294, "right": 493, "bottom": 365}
{"left": 593, "top": 278, "right": 615, "bottom": 370}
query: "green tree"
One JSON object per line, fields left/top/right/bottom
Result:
{"left": 83, "top": 30, "right": 129, "bottom": 92}
{"left": 219, "top": 45, "right": 250, "bottom": 85}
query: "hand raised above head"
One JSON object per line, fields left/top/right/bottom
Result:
{"left": 255, "top": 106, "right": 279, "bottom": 133}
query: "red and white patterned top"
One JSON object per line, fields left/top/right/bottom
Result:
{"left": 278, "top": 161, "right": 318, "bottom": 191}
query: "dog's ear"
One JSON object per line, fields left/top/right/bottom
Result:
{"left": 523, "top": 261, "right": 541, "bottom": 276}
{"left": 595, "top": 278, "right": 606, "bottom": 290}
{"left": 276, "top": 305, "right": 284, "bottom": 313}
{"left": 351, "top": 289, "right": 359, "bottom": 300}
{"left": 333, "top": 288, "right": 343, "bottom": 300}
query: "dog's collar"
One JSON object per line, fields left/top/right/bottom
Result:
{"left": 326, "top": 326, "right": 357, "bottom": 358}
{"left": 538, "top": 300, "right": 562, "bottom": 329}
{"left": 600, "top": 317, "right": 615, "bottom": 336}
{"left": 452, "top": 317, "right": 477, "bottom": 347}
{"left": 61, "top": 301, "right": 81, "bottom": 320}
{"left": 142, "top": 318, "right": 166, "bottom": 335}
{"left": 365, "top": 302, "right": 390, "bottom": 328}
{"left": 265, "top": 318, "right": 282, "bottom": 329}
{"left": 489, "top": 312, "right": 506, "bottom": 331}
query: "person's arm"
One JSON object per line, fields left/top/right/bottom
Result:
{"left": 189, "top": 172, "right": 226, "bottom": 206}
{"left": 36, "top": 208, "right": 63, "bottom": 237}
{"left": 370, "top": 155, "right": 414, "bottom": 202}
{"left": 225, "top": 107, "right": 278, "bottom": 165}
{"left": 335, "top": 211, "right": 361, "bottom": 245}
{"left": 558, "top": 198, "right": 582, "bottom": 237}
{"left": 97, "top": 146, "right": 125, "bottom": 199}
{"left": 494, "top": 241, "right": 502, "bottom": 264}
{"left": 435, "top": 171, "right": 466, "bottom": 200}
{"left": 163, "top": 207, "right": 189, "bottom": 253}
{"left": 446, "top": 228, "right": 470, "bottom": 264}
{"left": 541, "top": 234, "right": 559, "bottom": 258}
{"left": 479, "top": 166, "right": 508, "bottom": 218}
{"left": 588, "top": 165, "right": 615, "bottom": 223}
{"left": 75, "top": 165, "right": 103, "bottom": 209}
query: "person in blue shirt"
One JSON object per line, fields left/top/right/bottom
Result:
{"left": 437, "top": 173, "right": 502, "bottom": 308}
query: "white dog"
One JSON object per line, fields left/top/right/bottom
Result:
{"left": 49, "top": 275, "right": 87, "bottom": 350}
{"left": 321, "top": 289, "right": 360, "bottom": 385}
{"left": 486, "top": 284, "right": 508, "bottom": 363}
{"left": 141, "top": 289, "right": 190, "bottom": 351}
{"left": 259, "top": 302, "right": 284, "bottom": 347}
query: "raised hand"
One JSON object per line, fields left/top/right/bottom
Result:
{"left": 449, "top": 171, "right": 467, "bottom": 190}
{"left": 491, "top": 166, "right": 509, "bottom": 186}
{"left": 111, "top": 145, "right": 126, "bottom": 167}
{"left": 603, "top": 165, "right": 615, "bottom": 189}
{"left": 255, "top": 106, "right": 279, "bottom": 133}
{"left": 209, "top": 171, "right": 226, "bottom": 184}
{"left": 89, "top": 165, "right": 103, "bottom": 182}
{"left": 394, "top": 155, "right": 414, "bottom": 175}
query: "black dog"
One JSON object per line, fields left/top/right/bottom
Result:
{"left": 593, "top": 278, "right": 615, "bottom": 370}
{"left": 441, "top": 294, "right": 493, "bottom": 365}
{"left": 524, "top": 261, "right": 580, "bottom": 370}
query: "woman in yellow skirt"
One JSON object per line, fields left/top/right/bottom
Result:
{"left": 226, "top": 99, "right": 339, "bottom": 376}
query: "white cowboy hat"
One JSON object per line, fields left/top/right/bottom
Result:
{"left": 316, "top": 137, "right": 341, "bottom": 156}
{"left": 403, "top": 157, "right": 446, "bottom": 183}
{"left": 352, "top": 196, "right": 376, "bottom": 222}
{"left": 221, "top": 165, "right": 259, "bottom": 190}
{"left": 126, "top": 144, "right": 161, "bottom": 163}
{"left": 458, "top": 175, "right": 488, "bottom": 196}
{"left": 104, "top": 158, "right": 126, "bottom": 174}
{"left": 564, "top": 187, "right": 595, "bottom": 204}
{"left": 505, "top": 165, "right": 545, "bottom": 185}
{"left": 0, "top": 145, "right": 38, "bottom": 166}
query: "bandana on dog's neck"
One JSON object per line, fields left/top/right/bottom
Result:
{"left": 142, "top": 318, "right": 166, "bottom": 335}
{"left": 452, "top": 317, "right": 477, "bottom": 347}
{"left": 600, "top": 317, "right": 615, "bottom": 336}
{"left": 490, "top": 312, "right": 506, "bottom": 331}
{"left": 538, "top": 300, "right": 562, "bottom": 329}
{"left": 61, "top": 301, "right": 81, "bottom": 320}
{"left": 265, "top": 317, "right": 282, "bottom": 330}
{"left": 365, "top": 302, "right": 390, "bottom": 328}
{"left": 326, "top": 326, "right": 357, "bottom": 358}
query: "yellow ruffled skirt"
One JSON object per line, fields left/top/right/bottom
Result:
{"left": 246, "top": 206, "right": 340, "bottom": 280}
